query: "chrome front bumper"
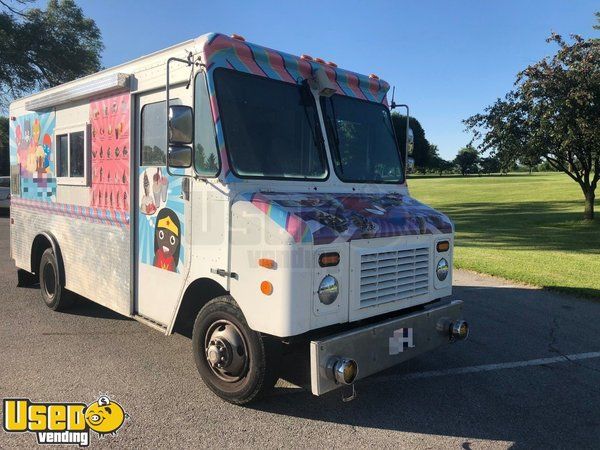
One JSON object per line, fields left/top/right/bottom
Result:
{"left": 310, "top": 300, "right": 465, "bottom": 395}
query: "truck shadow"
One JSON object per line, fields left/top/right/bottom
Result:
{"left": 249, "top": 283, "right": 600, "bottom": 448}
{"left": 65, "top": 293, "right": 132, "bottom": 320}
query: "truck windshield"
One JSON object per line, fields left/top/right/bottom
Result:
{"left": 213, "top": 68, "right": 328, "bottom": 180}
{"left": 321, "top": 95, "right": 404, "bottom": 183}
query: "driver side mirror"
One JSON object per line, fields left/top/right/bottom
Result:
{"left": 167, "top": 105, "right": 193, "bottom": 169}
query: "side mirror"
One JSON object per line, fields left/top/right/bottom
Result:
{"left": 167, "top": 145, "right": 192, "bottom": 169}
{"left": 168, "top": 105, "right": 193, "bottom": 145}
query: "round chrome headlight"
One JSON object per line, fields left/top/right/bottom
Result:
{"left": 436, "top": 258, "right": 449, "bottom": 281}
{"left": 318, "top": 275, "right": 339, "bottom": 305}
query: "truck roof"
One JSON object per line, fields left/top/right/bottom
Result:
{"left": 10, "top": 33, "right": 390, "bottom": 114}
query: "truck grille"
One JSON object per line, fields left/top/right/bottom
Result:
{"left": 359, "top": 247, "right": 430, "bottom": 308}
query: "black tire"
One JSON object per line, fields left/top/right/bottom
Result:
{"left": 39, "top": 248, "right": 72, "bottom": 311}
{"left": 192, "top": 295, "right": 280, "bottom": 405}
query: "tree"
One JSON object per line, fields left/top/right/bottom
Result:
{"left": 0, "top": 0, "right": 103, "bottom": 109}
{"left": 391, "top": 113, "right": 434, "bottom": 170}
{"left": 454, "top": 146, "right": 479, "bottom": 176}
{"left": 480, "top": 155, "right": 501, "bottom": 175}
{"left": 430, "top": 155, "right": 455, "bottom": 176}
{"left": 465, "top": 28, "right": 600, "bottom": 220}
{"left": 0, "top": 116, "right": 8, "bottom": 175}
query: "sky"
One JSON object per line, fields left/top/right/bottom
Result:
{"left": 70, "top": 1, "right": 600, "bottom": 159}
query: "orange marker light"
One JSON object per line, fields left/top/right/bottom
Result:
{"left": 301, "top": 54, "right": 314, "bottom": 61}
{"left": 258, "top": 258, "right": 276, "bottom": 269}
{"left": 319, "top": 252, "right": 340, "bottom": 267}
{"left": 315, "top": 57, "right": 326, "bottom": 64}
{"left": 436, "top": 241, "right": 450, "bottom": 252}
{"left": 369, "top": 73, "right": 379, "bottom": 80}
{"left": 231, "top": 33, "right": 246, "bottom": 41}
{"left": 261, "top": 281, "right": 273, "bottom": 296}
{"left": 326, "top": 61, "right": 338, "bottom": 67}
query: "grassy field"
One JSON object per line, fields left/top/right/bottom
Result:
{"left": 409, "top": 172, "right": 600, "bottom": 298}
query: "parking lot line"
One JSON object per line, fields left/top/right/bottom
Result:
{"left": 370, "top": 351, "right": 600, "bottom": 383}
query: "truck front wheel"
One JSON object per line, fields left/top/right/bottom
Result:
{"left": 192, "top": 295, "right": 280, "bottom": 405}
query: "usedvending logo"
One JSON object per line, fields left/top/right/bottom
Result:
{"left": 3, "top": 395, "right": 128, "bottom": 447}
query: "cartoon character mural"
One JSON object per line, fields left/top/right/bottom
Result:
{"left": 153, "top": 208, "right": 181, "bottom": 272}
{"left": 9, "top": 112, "right": 56, "bottom": 201}
{"left": 138, "top": 168, "right": 185, "bottom": 273}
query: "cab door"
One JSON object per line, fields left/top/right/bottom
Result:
{"left": 134, "top": 86, "right": 192, "bottom": 326}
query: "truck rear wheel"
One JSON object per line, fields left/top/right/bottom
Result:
{"left": 192, "top": 295, "right": 280, "bottom": 405}
{"left": 39, "top": 248, "right": 72, "bottom": 311}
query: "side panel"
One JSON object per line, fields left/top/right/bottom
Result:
{"left": 9, "top": 92, "right": 133, "bottom": 316}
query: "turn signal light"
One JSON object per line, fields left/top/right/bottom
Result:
{"left": 258, "top": 258, "right": 276, "bottom": 269}
{"left": 260, "top": 281, "right": 273, "bottom": 296}
{"left": 319, "top": 252, "right": 340, "bottom": 267}
{"left": 301, "top": 54, "right": 314, "bottom": 61}
{"left": 369, "top": 73, "right": 379, "bottom": 80}
{"left": 231, "top": 33, "right": 246, "bottom": 41}
{"left": 436, "top": 241, "right": 450, "bottom": 252}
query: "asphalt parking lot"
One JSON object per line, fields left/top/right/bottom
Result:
{"left": 1, "top": 212, "right": 599, "bottom": 449}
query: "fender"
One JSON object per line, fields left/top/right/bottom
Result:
{"left": 31, "top": 231, "right": 67, "bottom": 287}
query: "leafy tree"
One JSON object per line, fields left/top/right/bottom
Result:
{"left": 454, "top": 146, "right": 479, "bottom": 176}
{"left": 430, "top": 154, "right": 455, "bottom": 176}
{"left": 465, "top": 29, "right": 600, "bottom": 220}
{"left": 0, "top": 0, "right": 103, "bottom": 109}
{"left": 0, "top": 116, "right": 8, "bottom": 175}
{"left": 480, "top": 155, "right": 501, "bottom": 175}
{"left": 391, "top": 113, "right": 433, "bottom": 169}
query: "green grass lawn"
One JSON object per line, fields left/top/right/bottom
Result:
{"left": 409, "top": 172, "right": 600, "bottom": 298}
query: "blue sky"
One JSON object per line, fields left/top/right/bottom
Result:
{"left": 75, "top": 0, "right": 599, "bottom": 159}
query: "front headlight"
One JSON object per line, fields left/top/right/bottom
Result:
{"left": 318, "top": 275, "right": 339, "bottom": 305}
{"left": 436, "top": 258, "right": 449, "bottom": 281}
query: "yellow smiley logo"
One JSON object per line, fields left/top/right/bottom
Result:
{"left": 84, "top": 396, "right": 126, "bottom": 434}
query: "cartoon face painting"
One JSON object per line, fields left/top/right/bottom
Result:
{"left": 153, "top": 208, "right": 181, "bottom": 272}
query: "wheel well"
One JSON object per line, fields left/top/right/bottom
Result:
{"left": 173, "top": 278, "right": 227, "bottom": 338}
{"left": 31, "top": 234, "right": 53, "bottom": 275}
{"left": 30, "top": 233, "right": 66, "bottom": 284}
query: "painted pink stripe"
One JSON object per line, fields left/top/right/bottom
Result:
{"left": 251, "top": 194, "right": 271, "bottom": 215}
{"left": 203, "top": 34, "right": 234, "bottom": 62}
{"left": 298, "top": 58, "right": 312, "bottom": 80}
{"left": 323, "top": 65, "right": 345, "bottom": 95}
{"left": 231, "top": 41, "right": 267, "bottom": 77}
{"left": 264, "top": 48, "right": 295, "bottom": 83}
{"left": 210, "top": 93, "right": 219, "bottom": 123}
{"left": 369, "top": 78, "right": 380, "bottom": 98}
{"left": 286, "top": 214, "right": 309, "bottom": 243}
{"left": 345, "top": 73, "right": 367, "bottom": 99}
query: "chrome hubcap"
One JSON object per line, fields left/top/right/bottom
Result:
{"left": 204, "top": 320, "right": 248, "bottom": 382}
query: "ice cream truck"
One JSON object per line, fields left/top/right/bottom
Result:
{"left": 9, "top": 33, "right": 469, "bottom": 404}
